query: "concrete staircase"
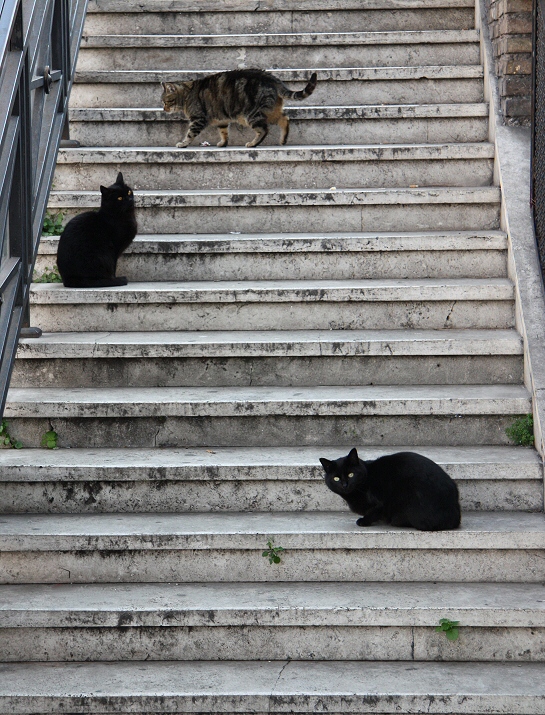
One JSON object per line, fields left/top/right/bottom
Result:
{"left": 1, "top": 0, "right": 545, "bottom": 711}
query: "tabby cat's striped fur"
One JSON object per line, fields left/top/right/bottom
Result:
{"left": 161, "top": 69, "right": 317, "bottom": 148}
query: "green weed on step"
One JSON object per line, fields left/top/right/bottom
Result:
{"left": 42, "top": 211, "right": 64, "bottom": 236}
{"left": 33, "top": 265, "right": 62, "bottom": 283}
{"left": 436, "top": 618, "right": 460, "bottom": 642}
{"left": 262, "top": 539, "right": 285, "bottom": 565}
{"left": 0, "top": 419, "right": 22, "bottom": 449}
{"left": 505, "top": 414, "right": 534, "bottom": 446}
{"left": 41, "top": 430, "right": 58, "bottom": 449}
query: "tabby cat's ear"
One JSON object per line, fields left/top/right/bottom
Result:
{"left": 348, "top": 447, "right": 359, "bottom": 464}
{"left": 183, "top": 81, "right": 194, "bottom": 89}
{"left": 319, "top": 458, "right": 332, "bottom": 471}
{"left": 163, "top": 82, "right": 178, "bottom": 93}
{"left": 116, "top": 172, "right": 124, "bottom": 185}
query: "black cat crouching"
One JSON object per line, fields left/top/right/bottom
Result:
{"left": 320, "top": 448, "right": 461, "bottom": 531}
{"left": 56, "top": 172, "right": 137, "bottom": 288}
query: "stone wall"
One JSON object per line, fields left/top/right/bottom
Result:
{"left": 486, "top": 0, "right": 533, "bottom": 124}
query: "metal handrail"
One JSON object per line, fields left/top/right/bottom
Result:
{"left": 0, "top": 0, "right": 88, "bottom": 415}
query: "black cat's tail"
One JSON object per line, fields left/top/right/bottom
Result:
{"left": 62, "top": 276, "right": 128, "bottom": 288}
{"left": 278, "top": 72, "right": 317, "bottom": 100}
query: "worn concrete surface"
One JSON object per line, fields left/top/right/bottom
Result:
{"left": 2, "top": 660, "right": 545, "bottom": 714}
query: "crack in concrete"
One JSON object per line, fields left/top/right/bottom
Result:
{"left": 268, "top": 659, "right": 291, "bottom": 715}
{"left": 444, "top": 300, "right": 456, "bottom": 326}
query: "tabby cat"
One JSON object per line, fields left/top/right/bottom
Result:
{"left": 320, "top": 448, "right": 461, "bottom": 531}
{"left": 161, "top": 68, "right": 317, "bottom": 148}
{"left": 56, "top": 172, "right": 137, "bottom": 288}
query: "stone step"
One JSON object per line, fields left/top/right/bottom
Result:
{"left": 53, "top": 143, "right": 495, "bottom": 191}
{"left": 13, "top": 328, "right": 523, "bottom": 388}
{"left": 0, "top": 445, "right": 539, "bottom": 513}
{"left": 84, "top": 0, "right": 476, "bottom": 35}
{"left": 68, "top": 104, "right": 490, "bottom": 146}
{"left": 36, "top": 230, "right": 508, "bottom": 280}
{"left": 3, "top": 384, "right": 530, "bottom": 448}
{"left": 29, "top": 278, "right": 514, "bottom": 332}
{"left": 77, "top": 30, "right": 480, "bottom": 71}
{"left": 2, "top": 581, "right": 545, "bottom": 662}
{"left": 70, "top": 66, "right": 485, "bottom": 108}
{"left": 2, "top": 660, "right": 544, "bottom": 715}
{"left": 48, "top": 186, "right": 501, "bottom": 234}
{"left": 35, "top": 230, "right": 508, "bottom": 281}
{"left": 3, "top": 660, "right": 545, "bottom": 714}
{"left": 0, "top": 511, "right": 543, "bottom": 583}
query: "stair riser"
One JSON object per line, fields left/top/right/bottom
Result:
{"left": 69, "top": 116, "right": 490, "bottom": 147}
{"left": 49, "top": 203, "right": 501, "bottom": 234}
{"left": 77, "top": 43, "right": 481, "bottom": 72}
{"left": 34, "top": 249, "right": 507, "bottom": 281}
{"left": 52, "top": 159, "right": 494, "bottom": 192}
{"left": 11, "top": 355, "right": 523, "bottom": 388}
{"left": 30, "top": 299, "right": 514, "bottom": 332}
{"left": 4, "top": 414, "right": 523, "bottom": 449}
{"left": 3, "top": 626, "right": 545, "bottom": 662}
{"left": 1, "top": 548, "right": 542, "bottom": 584}
{"left": 84, "top": 9, "right": 476, "bottom": 35}
{"left": 0, "top": 478, "right": 539, "bottom": 513}
{"left": 2, "top": 699, "right": 540, "bottom": 715}
{"left": 69, "top": 78, "right": 484, "bottom": 108}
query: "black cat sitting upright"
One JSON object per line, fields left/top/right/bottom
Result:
{"left": 57, "top": 172, "right": 137, "bottom": 287}
{"left": 320, "top": 448, "right": 461, "bottom": 531}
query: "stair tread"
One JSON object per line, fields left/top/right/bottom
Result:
{"left": 48, "top": 185, "right": 501, "bottom": 210}
{"left": 29, "top": 277, "right": 514, "bottom": 305}
{"left": 56, "top": 142, "right": 496, "bottom": 164}
{"left": 81, "top": 29, "right": 480, "bottom": 46}
{"left": 4, "top": 383, "right": 531, "bottom": 419}
{"left": 0, "top": 511, "right": 543, "bottom": 550}
{"left": 86, "top": 0, "right": 478, "bottom": 11}
{"left": 37, "top": 229, "right": 509, "bottom": 254}
{"left": 16, "top": 328, "right": 522, "bottom": 358}
{"left": 69, "top": 103, "right": 491, "bottom": 121}
{"left": 0, "top": 444, "right": 538, "bottom": 480}
{"left": 2, "top": 581, "right": 544, "bottom": 627}
{"left": 2, "top": 659, "right": 545, "bottom": 711}
{"left": 75, "top": 65, "right": 485, "bottom": 83}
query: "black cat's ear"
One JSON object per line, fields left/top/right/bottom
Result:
{"left": 116, "top": 172, "right": 124, "bottom": 185}
{"left": 99, "top": 185, "right": 108, "bottom": 196}
{"left": 319, "top": 458, "right": 332, "bottom": 471}
{"left": 348, "top": 447, "right": 359, "bottom": 464}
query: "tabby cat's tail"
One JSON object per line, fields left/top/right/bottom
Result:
{"left": 279, "top": 72, "right": 317, "bottom": 100}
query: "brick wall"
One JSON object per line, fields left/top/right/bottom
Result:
{"left": 487, "top": 0, "right": 533, "bottom": 124}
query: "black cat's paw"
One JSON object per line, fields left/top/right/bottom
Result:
{"left": 356, "top": 517, "right": 369, "bottom": 527}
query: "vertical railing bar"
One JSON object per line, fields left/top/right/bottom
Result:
{"left": 0, "top": 0, "right": 89, "bottom": 416}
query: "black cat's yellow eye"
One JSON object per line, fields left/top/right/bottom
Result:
{"left": 117, "top": 196, "right": 122, "bottom": 201}
{"left": 348, "top": 473, "right": 354, "bottom": 478}
{"left": 128, "top": 190, "right": 132, "bottom": 195}
{"left": 333, "top": 477, "right": 340, "bottom": 481}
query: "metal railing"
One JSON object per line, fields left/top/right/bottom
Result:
{"left": 0, "top": 0, "right": 87, "bottom": 415}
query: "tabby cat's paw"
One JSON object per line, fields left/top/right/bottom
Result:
{"left": 176, "top": 142, "right": 190, "bottom": 148}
